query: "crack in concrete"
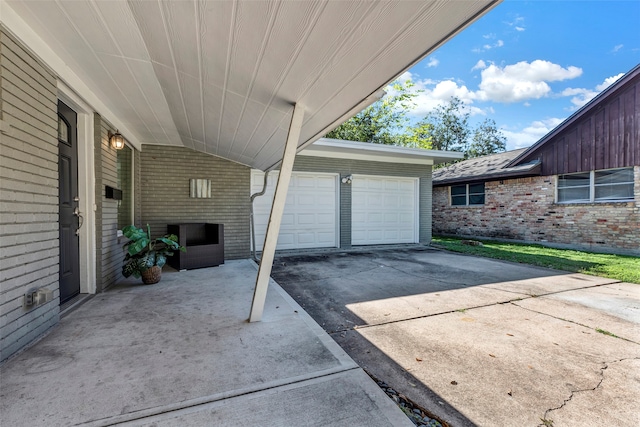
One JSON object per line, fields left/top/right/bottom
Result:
{"left": 330, "top": 280, "right": 621, "bottom": 334}
{"left": 538, "top": 357, "right": 640, "bottom": 427}
{"left": 511, "top": 302, "right": 640, "bottom": 345}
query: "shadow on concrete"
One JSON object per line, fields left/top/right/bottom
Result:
{"left": 270, "top": 246, "right": 618, "bottom": 426}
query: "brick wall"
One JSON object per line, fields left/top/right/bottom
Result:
{"left": 139, "top": 145, "right": 250, "bottom": 259}
{"left": 0, "top": 29, "right": 59, "bottom": 361}
{"left": 293, "top": 156, "right": 433, "bottom": 247}
{"left": 433, "top": 167, "right": 640, "bottom": 255}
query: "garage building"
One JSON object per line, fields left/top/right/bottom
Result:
{"left": 252, "top": 138, "right": 462, "bottom": 251}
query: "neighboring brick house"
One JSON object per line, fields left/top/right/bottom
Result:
{"left": 433, "top": 64, "right": 640, "bottom": 255}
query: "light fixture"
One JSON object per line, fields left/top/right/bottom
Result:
{"left": 190, "top": 178, "right": 212, "bottom": 198}
{"left": 341, "top": 175, "right": 353, "bottom": 184}
{"left": 109, "top": 130, "right": 125, "bottom": 150}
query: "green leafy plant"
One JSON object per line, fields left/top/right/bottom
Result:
{"left": 122, "top": 224, "right": 185, "bottom": 279}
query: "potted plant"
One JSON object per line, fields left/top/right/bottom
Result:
{"left": 122, "top": 224, "right": 186, "bottom": 284}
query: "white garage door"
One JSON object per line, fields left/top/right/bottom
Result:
{"left": 352, "top": 175, "right": 418, "bottom": 245}
{"left": 251, "top": 171, "right": 338, "bottom": 251}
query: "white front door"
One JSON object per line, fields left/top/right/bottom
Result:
{"left": 251, "top": 171, "right": 338, "bottom": 251}
{"left": 352, "top": 175, "right": 418, "bottom": 245}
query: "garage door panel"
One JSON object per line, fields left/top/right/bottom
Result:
{"left": 367, "top": 212, "right": 383, "bottom": 223}
{"left": 296, "top": 175, "right": 317, "bottom": 187}
{"left": 399, "top": 230, "right": 415, "bottom": 240}
{"left": 384, "top": 230, "right": 399, "bottom": 240}
{"left": 317, "top": 213, "right": 334, "bottom": 224}
{"left": 399, "top": 195, "right": 414, "bottom": 205}
{"left": 252, "top": 171, "right": 337, "bottom": 251}
{"left": 399, "top": 213, "right": 413, "bottom": 224}
{"left": 367, "top": 195, "right": 383, "bottom": 206}
{"left": 398, "top": 181, "right": 415, "bottom": 191}
{"left": 297, "top": 233, "right": 316, "bottom": 244}
{"left": 384, "top": 195, "right": 399, "bottom": 206}
{"left": 277, "top": 233, "right": 295, "bottom": 246}
{"left": 352, "top": 175, "right": 418, "bottom": 245}
{"left": 317, "top": 232, "right": 335, "bottom": 243}
{"left": 280, "top": 213, "right": 295, "bottom": 225}
{"left": 384, "top": 181, "right": 399, "bottom": 191}
{"left": 297, "top": 195, "right": 317, "bottom": 206}
{"left": 316, "top": 176, "right": 337, "bottom": 188}
{"left": 384, "top": 213, "right": 398, "bottom": 223}
{"left": 315, "top": 194, "right": 335, "bottom": 206}
{"left": 297, "top": 213, "right": 316, "bottom": 225}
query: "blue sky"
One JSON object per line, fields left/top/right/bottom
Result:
{"left": 398, "top": 0, "right": 640, "bottom": 151}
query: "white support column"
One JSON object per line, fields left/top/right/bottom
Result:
{"left": 249, "top": 103, "right": 305, "bottom": 322}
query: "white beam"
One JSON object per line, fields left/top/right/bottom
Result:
{"left": 249, "top": 103, "right": 305, "bottom": 322}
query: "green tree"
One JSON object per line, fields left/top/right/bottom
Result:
{"left": 419, "top": 96, "right": 506, "bottom": 160}
{"left": 468, "top": 118, "right": 507, "bottom": 158}
{"left": 326, "top": 80, "right": 420, "bottom": 145}
{"left": 420, "top": 96, "right": 470, "bottom": 152}
{"left": 398, "top": 121, "right": 433, "bottom": 149}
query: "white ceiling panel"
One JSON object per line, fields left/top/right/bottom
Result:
{"left": 4, "top": 0, "right": 500, "bottom": 170}
{"left": 92, "top": 1, "right": 151, "bottom": 61}
{"left": 60, "top": 2, "right": 120, "bottom": 58}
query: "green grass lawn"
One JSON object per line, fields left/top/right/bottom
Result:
{"left": 431, "top": 237, "right": 640, "bottom": 284}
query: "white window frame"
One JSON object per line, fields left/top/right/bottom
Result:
{"left": 450, "top": 183, "right": 485, "bottom": 206}
{"left": 557, "top": 167, "right": 635, "bottom": 204}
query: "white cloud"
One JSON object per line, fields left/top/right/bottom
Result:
{"left": 477, "top": 60, "right": 582, "bottom": 103}
{"left": 596, "top": 73, "right": 624, "bottom": 91}
{"left": 505, "top": 15, "right": 525, "bottom": 32}
{"left": 483, "top": 33, "right": 496, "bottom": 39}
{"left": 391, "top": 73, "right": 487, "bottom": 117}
{"left": 561, "top": 73, "right": 625, "bottom": 109}
{"left": 612, "top": 44, "right": 623, "bottom": 53}
{"left": 474, "top": 39, "right": 505, "bottom": 53}
{"left": 426, "top": 57, "right": 439, "bottom": 68}
{"left": 472, "top": 60, "right": 487, "bottom": 71}
{"left": 502, "top": 118, "right": 564, "bottom": 150}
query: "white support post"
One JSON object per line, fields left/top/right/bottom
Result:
{"left": 249, "top": 103, "right": 305, "bottom": 322}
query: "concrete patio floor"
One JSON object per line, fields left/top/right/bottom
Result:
{"left": 271, "top": 247, "right": 640, "bottom": 427}
{"left": 0, "top": 260, "right": 412, "bottom": 427}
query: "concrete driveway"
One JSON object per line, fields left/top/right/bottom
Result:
{"left": 271, "top": 246, "right": 640, "bottom": 427}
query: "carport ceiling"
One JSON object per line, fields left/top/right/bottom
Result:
{"left": 5, "top": 0, "right": 499, "bottom": 171}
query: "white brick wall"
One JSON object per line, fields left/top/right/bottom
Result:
{"left": 1, "top": 29, "right": 60, "bottom": 362}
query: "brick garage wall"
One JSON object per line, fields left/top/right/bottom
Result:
{"left": 293, "top": 156, "right": 433, "bottom": 247}
{"left": 140, "top": 145, "right": 250, "bottom": 259}
{"left": 0, "top": 29, "right": 59, "bottom": 361}
{"left": 433, "top": 167, "right": 640, "bottom": 255}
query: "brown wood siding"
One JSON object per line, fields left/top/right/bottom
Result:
{"left": 518, "top": 72, "right": 640, "bottom": 175}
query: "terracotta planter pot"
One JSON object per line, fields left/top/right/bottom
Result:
{"left": 141, "top": 265, "right": 162, "bottom": 284}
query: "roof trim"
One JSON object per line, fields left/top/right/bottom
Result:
{"left": 299, "top": 138, "right": 464, "bottom": 165}
{"left": 433, "top": 160, "right": 541, "bottom": 186}
{"left": 506, "top": 63, "right": 640, "bottom": 168}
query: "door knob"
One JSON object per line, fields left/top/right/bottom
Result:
{"left": 73, "top": 208, "right": 84, "bottom": 235}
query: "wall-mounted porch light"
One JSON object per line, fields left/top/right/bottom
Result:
{"left": 109, "top": 130, "right": 125, "bottom": 150}
{"left": 341, "top": 175, "right": 353, "bottom": 184}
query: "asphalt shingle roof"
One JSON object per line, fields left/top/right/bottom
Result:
{"left": 432, "top": 148, "right": 541, "bottom": 185}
